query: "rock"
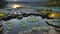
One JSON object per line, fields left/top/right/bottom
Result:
{"left": 43, "top": 32, "right": 48, "bottom": 34}
{"left": 18, "top": 31, "right": 24, "bottom": 34}
{"left": 49, "top": 30, "right": 58, "bottom": 34}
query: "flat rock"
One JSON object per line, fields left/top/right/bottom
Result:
{"left": 49, "top": 30, "right": 58, "bottom": 34}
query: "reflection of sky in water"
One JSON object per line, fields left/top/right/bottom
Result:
{"left": 6, "top": 0, "right": 50, "bottom": 2}
{"left": 3, "top": 16, "right": 48, "bottom": 34}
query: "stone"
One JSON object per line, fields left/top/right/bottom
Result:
{"left": 49, "top": 30, "right": 58, "bottom": 34}
{"left": 18, "top": 31, "right": 24, "bottom": 34}
{"left": 43, "top": 32, "right": 48, "bottom": 34}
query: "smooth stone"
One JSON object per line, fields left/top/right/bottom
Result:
{"left": 27, "top": 29, "right": 32, "bottom": 32}
{"left": 49, "top": 30, "right": 58, "bottom": 34}
{"left": 43, "top": 32, "right": 48, "bottom": 34}
{"left": 24, "top": 30, "right": 28, "bottom": 34}
{"left": 18, "top": 31, "right": 24, "bottom": 34}
{"left": 48, "top": 26, "right": 55, "bottom": 30}
{"left": 23, "top": 29, "right": 32, "bottom": 34}
{"left": 47, "top": 19, "right": 53, "bottom": 24}
{"left": 37, "top": 27, "right": 41, "bottom": 32}
{"left": 0, "top": 27, "right": 3, "bottom": 32}
{"left": 55, "top": 28, "right": 60, "bottom": 32}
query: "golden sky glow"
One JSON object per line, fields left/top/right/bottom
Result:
{"left": 12, "top": 4, "right": 20, "bottom": 9}
{"left": 11, "top": 4, "right": 24, "bottom": 9}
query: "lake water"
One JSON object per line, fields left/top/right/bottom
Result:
{"left": 3, "top": 16, "right": 48, "bottom": 34}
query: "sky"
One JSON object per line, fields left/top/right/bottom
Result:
{"left": 6, "top": 0, "right": 50, "bottom": 2}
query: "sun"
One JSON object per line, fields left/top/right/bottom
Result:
{"left": 11, "top": 4, "right": 25, "bottom": 9}
{"left": 12, "top": 4, "right": 20, "bottom": 9}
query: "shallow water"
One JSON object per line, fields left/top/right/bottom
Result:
{"left": 3, "top": 16, "right": 48, "bottom": 34}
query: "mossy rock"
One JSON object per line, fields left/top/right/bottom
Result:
{"left": 41, "top": 26, "right": 49, "bottom": 31}
{"left": 6, "top": 21, "right": 13, "bottom": 24}
{"left": 40, "top": 10, "right": 50, "bottom": 15}
{"left": 7, "top": 27, "right": 12, "bottom": 30}
{"left": 32, "top": 27, "right": 38, "bottom": 31}
{"left": 20, "top": 21, "right": 24, "bottom": 24}
{"left": 21, "top": 24, "right": 26, "bottom": 27}
{"left": 52, "top": 22, "right": 60, "bottom": 26}
{"left": 20, "top": 20, "right": 25, "bottom": 25}
{"left": 5, "top": 30, "right": 9, "bottom": 34}
{"left": 6, "top": 21, "right": 13, "bottom": 26}
{"left": 27, "top": 17, "right": 39, "bottom": 22}
{"left": 53, "top": 19, "right": 60, "bottom": 22}
{"left": 8, "top": 24, "right": 13, "bottom": 26}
